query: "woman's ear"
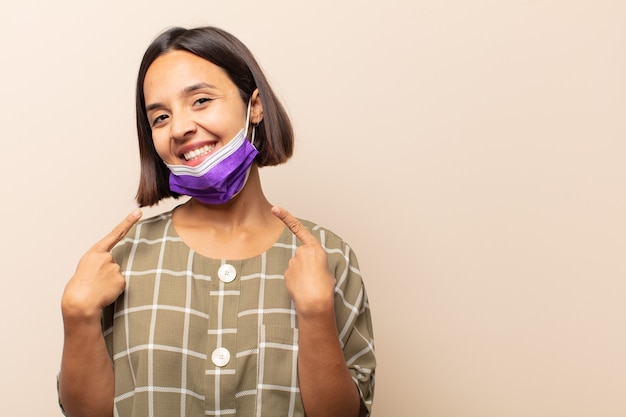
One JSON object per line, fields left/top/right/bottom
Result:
{"left": 250, "top": 88, "right": 264, "bottom": 124}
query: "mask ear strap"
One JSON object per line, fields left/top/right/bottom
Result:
{"left": 243, "top": 99, "right": 252, "bottom": 140}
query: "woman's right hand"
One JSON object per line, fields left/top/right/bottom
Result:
{"left": 61, "top": 209, "right": 142, "bottom": 321}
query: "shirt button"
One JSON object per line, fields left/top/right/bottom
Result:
{"left": 211, "top": 347, "right": 231, "bottom": 367}
{"left": 218, "top": 264, "right": 237, "bottom": 283}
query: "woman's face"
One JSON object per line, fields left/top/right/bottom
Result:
{"left": 143, "top": 50, "right": 249, "bottom": 167}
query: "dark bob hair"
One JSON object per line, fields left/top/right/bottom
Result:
{"left": 135, "top": 26, "right": 294, "bottom": 207}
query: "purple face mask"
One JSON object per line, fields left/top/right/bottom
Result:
{"left": 164, "top": 99, "right": 259, "bottom": 205}
{"left": 165, "top": 129, "right": 259, "bottom": 204}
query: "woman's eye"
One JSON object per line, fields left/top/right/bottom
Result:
{"left": 151, "top": 114, "right": 169, "bottom": 126}
{"left": 194, "top": 97, "right": 212, "bottom": 106}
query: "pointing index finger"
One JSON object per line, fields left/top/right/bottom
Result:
{"left": 93, "top": 209, "right": 142, "bottom": 252}
{"left": 271, "top": 206, "right": 316, "bottom": 245}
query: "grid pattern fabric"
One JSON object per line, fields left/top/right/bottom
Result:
{"left": 102, "top": 210, "right": 376, "bottom": 417}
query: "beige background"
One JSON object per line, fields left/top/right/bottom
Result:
{"left": 1, "top": 1, "right": 624, "bottom": 416}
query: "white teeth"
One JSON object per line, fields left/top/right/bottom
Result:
{"left": 183, "top": 144, "right": 215, "bottom": 161}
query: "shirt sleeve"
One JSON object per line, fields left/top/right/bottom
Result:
{"left": 318, "top": 227, "right": 376, "bottom": 416}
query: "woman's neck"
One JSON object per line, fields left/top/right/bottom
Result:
{"left": 169, "top": 165, "right": 286, "bottom": 259}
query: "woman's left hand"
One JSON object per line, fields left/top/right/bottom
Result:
{"left": 271, "top": 206, "right": 336, "bottom": 316}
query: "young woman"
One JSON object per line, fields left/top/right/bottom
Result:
{"left": 59, "top": 26, "right": 375, "bottom": 417}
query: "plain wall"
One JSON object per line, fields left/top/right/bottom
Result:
{"left": 1, "top": 1, "right": 624, "bottom": 416}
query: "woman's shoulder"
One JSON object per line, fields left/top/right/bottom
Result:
{"left": 132, "top": 209, "right": 174, "bottom": 236}
{"left": 112, "top": 209, "right": 175, "bottom": 252}
{"left": 297, "top": 218, "right": 365, "bottom": 289}
{"left": 297, "top": 218, "right": 355, "bottom": 254}
{"left": 138, "top": 209, "right": 175, "bottom": 226}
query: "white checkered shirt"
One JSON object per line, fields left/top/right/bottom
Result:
{"left": 103, "top": 210, "right": 376, "bottom": 417}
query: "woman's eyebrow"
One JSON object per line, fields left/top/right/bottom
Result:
{"left": 146, "top": 103, "right": 163, "bottom": 113}
{"left": 145, "top": 102, "right": 163, "bottom": 112}
{"left": 182, "top": 82, "right": 217, "bottom": 95}
{"left": 145, "top": 83, "right": 218, "bottom": 112}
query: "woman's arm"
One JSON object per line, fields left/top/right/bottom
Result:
{"left": 59, "top": 306, "right": 115, "bottom": 417}
{"left": 296, "top": 306, "right": 361, "bottom": 417}
{"left": 272, "top": 207, "right": 361, "bottom": 417}
{"left": 58, "top": 210, "right": 141, "bottom": 417}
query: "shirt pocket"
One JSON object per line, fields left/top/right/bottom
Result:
{"left": 255, "top": 325, "right": 304, "bottom": 417}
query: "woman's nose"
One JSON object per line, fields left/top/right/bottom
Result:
{"left": 170, "top": 110, "right": 197, "bottom": 141}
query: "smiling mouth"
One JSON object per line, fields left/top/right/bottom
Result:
{"left": 183, "top": 144, "right": 216, "bottom": 161}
